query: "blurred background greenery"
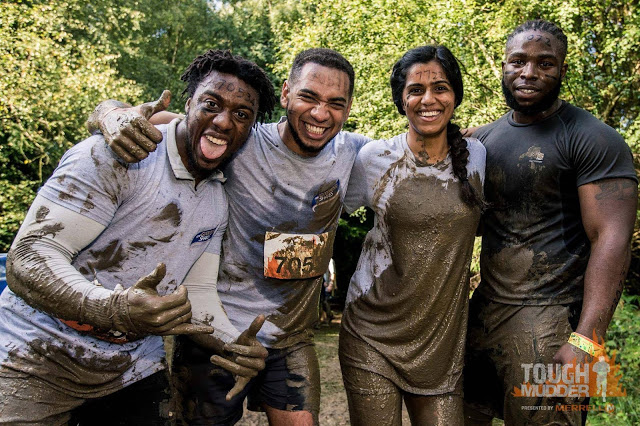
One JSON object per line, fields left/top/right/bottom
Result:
{"left": 1, "top": 1, "right": 638, "bottom": 422}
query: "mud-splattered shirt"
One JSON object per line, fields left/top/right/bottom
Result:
{"left": 0, "top": 119, "right": 227, "bottom": 397}
{"left": 475, "top": 101, "right": 637, "bottom": 305}
{"left": 217, "top": 118, "right": 369, "bottom": 348}
{"left": 340, "top": 134, "right": 485, "bottom": 394}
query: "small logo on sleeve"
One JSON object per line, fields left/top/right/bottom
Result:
{"left": 191, "top": 229, "right": 215, "bottom": 244}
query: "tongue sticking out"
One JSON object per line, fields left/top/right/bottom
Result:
{"left": 200, "top": 136, "right": 227, "bottom": 160}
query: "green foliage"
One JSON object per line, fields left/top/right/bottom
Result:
{"left": 112, "top": 0, "right": 282, "bottom": 113}
{"left": 0, "top": 180, "right": 39, "bottom": 250}
{"left": 270, "top": 0, "right": 640, "bottom": 152}
{"left": 0, "top": 0, "right": 143, "bottom": 250}
{"left": 588, "top": 294, "right": 640, "bottom": 424}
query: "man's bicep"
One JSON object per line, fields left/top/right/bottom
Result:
{"left": 578, "top": 178, "right": 637, "bottom": 240}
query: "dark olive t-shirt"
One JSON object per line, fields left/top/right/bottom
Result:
{"left": 475, "top": 101, "right": 637, "bottom": 305}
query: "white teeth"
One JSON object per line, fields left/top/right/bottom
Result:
{"left": 305, "top": 124, "right": 325, "bottom": 135}
{"left": 205, "top": 135, "right": 226, "bottom": 145}
{"left": 419, "top": 111, "right": 440, "bottom": 117}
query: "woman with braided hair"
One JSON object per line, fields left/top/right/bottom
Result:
{"left": 339, "top": 45, "right": 485, "bottom": 425}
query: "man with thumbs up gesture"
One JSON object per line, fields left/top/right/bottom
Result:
{"left": 0, "top": 50, "right": 275, "bottom": 425}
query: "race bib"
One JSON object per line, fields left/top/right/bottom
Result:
{"left": 264, "top": 232, "right": 332, "bottom": 279}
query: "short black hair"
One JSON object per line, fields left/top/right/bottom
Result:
{"left": 390, "top": 45, "right": 463, "bottom": 116}
{"left": 288, "top": 48, "right": 355, "bottom": 98}
{"left": 181, "top": 49, "right": 276, "bottom": 123}
{"left": 507, "top": 19, "right": 568, "bottom": 60}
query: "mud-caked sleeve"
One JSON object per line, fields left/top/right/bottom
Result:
{"left": 37, "top": 136, "right": 133, "bottom": 226}
{"left": 6, "top": 196, "right": 134, "bottom": 331}
{"left": 567, "top": 121, "right": 638, "bottom": 186}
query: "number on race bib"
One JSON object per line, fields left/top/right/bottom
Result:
{"left": 264, "top": 232, "right": 333, "bottom": 279}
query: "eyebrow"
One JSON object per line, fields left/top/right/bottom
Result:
{"left": 299, "top": 88, "right": 347, "bottom": 104}
{"left": 406, "top": 80, "right": 451, "bottom": 86}
{"left": 508, "top": 51, "right": 557, "bottom": 60}
{"left": 200, "top": 90, "right": 255, "bottom": 110}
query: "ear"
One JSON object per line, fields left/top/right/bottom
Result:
{"left": 280, "top": 80, "right": 290, "bottom": 109}
{"left": 560, "top": 62, "right": 568, "bottom": 80}
{"left": 345, "top": 98, "right": 354, "bottom": 118}
{"left": 184, "top": 98, "right": 191, "bottom": 114}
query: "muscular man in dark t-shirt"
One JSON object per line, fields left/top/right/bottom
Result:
{"left": 463, "top": 20, "right": 637, "bottom": 426}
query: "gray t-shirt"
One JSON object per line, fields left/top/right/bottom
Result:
{"left": 0, "top": 120, "right": 226, "bottom": 397}
{"left": 341, "top": 134, "right": 485, "bottom": 394}
{"left": 475, "top": 101, "right": 638, "bottom": 305}
{"left": 218, "top": 119, "right": 369, "bottom": 347}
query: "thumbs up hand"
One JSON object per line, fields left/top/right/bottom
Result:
{"left": 87, "top": 91, "right": 172, "bottom": 163}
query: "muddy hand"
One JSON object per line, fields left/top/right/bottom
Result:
{"left": 210, "top": 315, "right": 268, "bottom": 400}
{"left": 553, "top": 342, "right": 589, "bottom": 366}
{"left": 99, "top": 91, "right": 171, "bottom": 163}
{"left": 552, "top": 342, "right": 589, "bottom": 405}
{"left": 125, "top": 263, "right": 214, "bottom": 336}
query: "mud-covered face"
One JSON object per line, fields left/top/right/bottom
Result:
{"left": 502, "top": 30, "right": 567, "bottom": 119}
{"left": 402, "top": 61, "right": 455, "bottom": 142}
{"left": 179, "top": 71, "right": 259, "bottom": 179}
{"left": 280, "top": 63, "right": 352, "bottom": 157}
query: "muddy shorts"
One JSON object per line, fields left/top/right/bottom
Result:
{"left": 0, "top": 369, "right": 174, "bottom": 426}
{"left": 339, "top": 328, "right": 463, "bottom": 426}
{"left": 463, "top": 292, "right": 586, "bottom": 425}
{"left": 173, "top": 338, "right": 320, "bottom": 425}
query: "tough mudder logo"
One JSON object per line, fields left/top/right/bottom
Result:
{"left": 513, "top": 352, "right": 626, "bottom": 401}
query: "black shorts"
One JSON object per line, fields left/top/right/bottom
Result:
{"left": 173, "top": 337, "right": 320, "bottom": 425}
{"left": 0, "top": 368, "right": 174, "bottom": 425}
{"left": 70, "top": 371, "right": 174, "bottom": 426}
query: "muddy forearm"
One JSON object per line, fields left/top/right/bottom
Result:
{"left": 6, "top": 197, "right": 133, "bottom": 331}
{"left": 576, "top": 238, "right": 630, "bottom": 340}
{"left": 7, "top": 240, "right": 127, "bottom": 330}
